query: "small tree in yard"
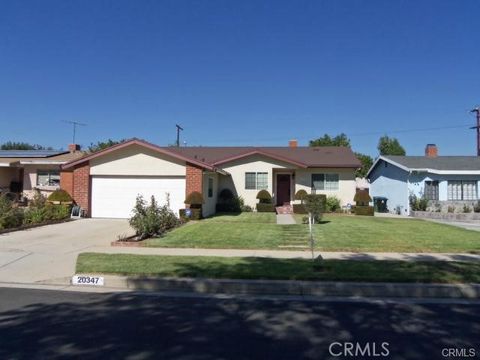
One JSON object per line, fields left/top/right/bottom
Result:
{"left": 303, "top": 194, "right": 326, "bottom": 261}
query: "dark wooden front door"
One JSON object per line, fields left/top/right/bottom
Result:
{"left": 276, "top": 174, "right": 291, "bottom": 206}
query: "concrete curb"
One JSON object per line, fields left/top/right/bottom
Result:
{"left": 71, "top": 275, "right": 480, "bottom": 300}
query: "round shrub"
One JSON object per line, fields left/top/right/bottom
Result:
{"left": 353, "top": 190, "right": 371, "bottom": 206}
{"left": 294, "top": 189, "right": 308, "bottom": 201}
{"left": 184, "top": 191, "right": 204, "bottom": 208}
{"left": 256, "top": 190, "right": 272, "bottom": 204}
{"left": 218, "top": 188, "right": 234, "bottom": 202}
{"left": 325, "top": 195, "right": 341, "bottom": 212}
{"left": 47, "top": 189, "right": 73, "bottom": 203}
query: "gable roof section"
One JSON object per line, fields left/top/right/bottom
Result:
{"left": 367, "top": 155, "right": 480, "bottom": 177}
{"left": 168, "top": 146, "right": 361, "bottom": 168}
{"left": 61, "top": 138, "right": 216, "bottom": 171}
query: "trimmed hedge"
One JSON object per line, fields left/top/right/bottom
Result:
{"left": 185, "top": 191, "right": 204, "bottom": 207}
{"left": 294, "top": 189, "right": 308, "bottom": 201}
{"left": 256, "top": 203, "right": 275, "bottom": 212}
{"left": 293, "top": 204, "right": 307, "bottom": 214}
{"left": 47, "top": 189, "right": 73, "bottom": 203}
{"left": 355, "top": 206, "right": 374, "bottom": 216}
{"left": 256, "top": 190, "right": 272, "bottom": 203}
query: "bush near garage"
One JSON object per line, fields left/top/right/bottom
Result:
{"left": 47, "top": 189, "right": 73, "bottom": 204}
{"left": 130, "top": 195, "right": 180, "bottom": 239}
{"left": 325, "top": 195, "right": 341, "bottom": 213}
{"left": 256, "top": 190, "right": 275, "bottom": 212}
{"left": 215, "top": 189, "right": 252, "bottom": 213}
{"left": 24, "top": 191, "right": 72, "bottom": 225}
{"left": 183, "top": 191, "right": 204, "bottom": 220}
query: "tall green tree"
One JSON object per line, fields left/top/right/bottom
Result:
{"left": 0, "top": 142, "right": 51, "bottom": 150}
{"left": 88, "top": 139, "right": 127, "bottom": 153}
{"left": 354, "top": 152, "right": 373, "bottom": 178}
{"left": 309, "top": 133, "right": 351, "bottom": 147}
{"left": 309, "top": 133, "right": 372, "bottom": 178}
{"left": 377, "top": 135, "right": 406, "bottom": 156}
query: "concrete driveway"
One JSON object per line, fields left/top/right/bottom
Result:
{"left": 0, "top": 219, "right": 134, "bottom": 284}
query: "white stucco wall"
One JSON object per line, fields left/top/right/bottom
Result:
{"left": 90, "top": 144, "right": 186, "bottom": 176}
{"left": 295, "top": 168, "right": 357, "bottom": 207}
{"left": 202, "top": 172, "right": 218, "bottom": 217}
{"left": 217, "top": 155, "right": 294, "bottom": 208}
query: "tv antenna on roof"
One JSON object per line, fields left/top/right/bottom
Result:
{"left": 62, "top": 120, "right": 87, "bottom": 144}
{"left": 175, "top": 124, "right": 184, "bottom": 147}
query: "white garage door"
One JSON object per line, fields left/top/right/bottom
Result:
{"left": 91, "top": 176, "right": 186, "bottom": 218}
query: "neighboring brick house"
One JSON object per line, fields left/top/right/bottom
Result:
{"left": 61, "top": 138, "right": 361, "bottom": 218}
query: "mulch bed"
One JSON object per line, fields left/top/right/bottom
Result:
{"left": 0, "top": 218, "right": 74, "bottom": 235}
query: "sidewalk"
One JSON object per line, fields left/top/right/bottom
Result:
{"left": 90, "top": 246, "right": 480, "bottom": 262}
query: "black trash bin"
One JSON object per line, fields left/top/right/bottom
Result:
{"left": 373, "top": 197, "right": 388, "bottom": 213}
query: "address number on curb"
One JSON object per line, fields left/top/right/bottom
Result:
{"left": 72, "top": 275, "right": 104, "bottom": 286}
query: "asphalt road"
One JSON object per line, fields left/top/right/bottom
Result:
{"left": 0, "top": 288, "right": 479, "bottom": 360}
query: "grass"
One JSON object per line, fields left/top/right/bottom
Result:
{"left": 144, "top": 212, "right": 480, "bottom": 253}
{"left": 76, "top": 253, "right": 480, "bottom": 283}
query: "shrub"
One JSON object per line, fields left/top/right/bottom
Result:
{"left": 447, "top": 206, "right": 455, "bottom": 213}
{"left": 184, "top": 191, "right": 204, "bottom": 208}
{"left": 129, "top": 195, "right": 180, "bottom": 239}
{"left": 463, "top": 204, "right": 472, "bottom": 213}
{"left": 47, "top": 189, "right": 73, "bottom": 203}
{"left": 354, "top": 190, "right": 371, "bottom": 206}
{"left": 325, "top": 195, "right": 341, "bottom": 212}
{"left": 216, "top": 194, "right": 247, "bottom": 213}
{"left": 293, "top": 204, "right": 307, "bottom": 214}
{"left": 474, "top": 202, "right": 480, "bottom": 213}
{"left": 256, "top": 203, "right": 275, "bottom": 212}
{"left": 355, "top": 206, "right": 374, "bottom": 216}
{"left": 294, "top": 189, "right": 308, "bottom": 202}
{"left": 218, "top": 189, "right": 234, "bottom": 202}
{"left": 256, "top": 190, "right": 272, "bottom": 204}
{"left": 0, "top": 195, "right": 23, "bottom": 230}
{"left": 409, "top": 194, "right": 428, "bottom": 211}
{"left": 301, "top": 215, "right": 321, "bottom": 224}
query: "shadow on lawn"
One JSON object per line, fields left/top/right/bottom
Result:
{"left": 1, "top": 288, "right": 479, "bottom": 359}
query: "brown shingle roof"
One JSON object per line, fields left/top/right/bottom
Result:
{"left": 167, "top": 146, "right": 361, "bottom": 168}
{"left": 0, "top": 151, "right": 86, "bottom": 165}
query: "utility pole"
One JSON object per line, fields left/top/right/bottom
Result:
{"left": 175, "top": 124, "right": 184, "bottom": 147}
{"left": 62, "top": 120, "right": 87, "bottom": 144}
{"left": 470, "top": 108, "right": 480, "bottom": 156}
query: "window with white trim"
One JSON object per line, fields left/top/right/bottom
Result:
{"left": 245, "top": 172, "right": 268, "bottom": 190}
{"left": 447, "top": 181, "right": 478, "bottom": 200}
{"left": 311, "top": 173, "right": 339, "bottom": 192}
{"left": 37, "top": 170, "right": 60, "bottom": 186}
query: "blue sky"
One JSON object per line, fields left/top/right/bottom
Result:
{"left": 1, "top": 0, "right": 479, "bottom": 157}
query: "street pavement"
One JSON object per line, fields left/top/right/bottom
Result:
{"left": 0, "top": 287, "right": 479, "bottom": 360}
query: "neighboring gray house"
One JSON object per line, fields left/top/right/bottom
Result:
{"left": 367, "top": 144, "right": 480, "bottom": 215}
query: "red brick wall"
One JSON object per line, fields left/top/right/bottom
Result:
{"left": 186, "top": 163, "right": 203, "bottom": 199}
{"left": 73, "top": 163, "right": 90, "bottom": 216}
{"left": 60, "top": 171, "right": 74, "bottom": 197}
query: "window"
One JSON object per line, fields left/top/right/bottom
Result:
{"left": 37, "top": 170, "right": 60, "bottom": 187}
{"left": 208, "top": 177, "right": 214, "bottom": 198}
{"left": 311, "top": 173, "right": 339, "bottom": 192}
{"left": 245, "top": 172, "right": 268, "bottom": 190}
{"left": 448, "top": 181, "right": 478, "bottom": 200}
{"left": 424, "top": 181, "right": 439, "bottom": 201}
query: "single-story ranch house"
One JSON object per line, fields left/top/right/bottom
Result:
{"left": 0, "top": 145, "right": 84, "bottom": 199}
{"left": 367, "top": 144, "right": 480, "bottom": 215}
{"left": 61, "top": 138, "right": 361, "bottom": 218}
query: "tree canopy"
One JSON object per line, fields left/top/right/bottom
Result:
{"left": 0, "top": 141, "right": 52, "bottom": 150}
{"left": 88, "top": 139, "right": 127, "bottom": 153}
{"left": 309, "top": 133, "right": 351, "bottom": 147}
{"left": 354, "top": 152, "right": 373, "bottom": 178}
{"left": 377, "top": 135, "right": 406, "bottom": 156}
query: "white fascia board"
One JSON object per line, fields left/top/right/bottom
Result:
{"left": 410, "top": 169, "right": 480, "bottom": 175}
{"left": 0, "top": 163, "right": 12, "bottom": 167}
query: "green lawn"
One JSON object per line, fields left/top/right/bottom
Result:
{"left": 76, "top": 253, "right": 480, "bottom": 283}
{"left": 144, "top": 213, "right": 480, "bottom": 253}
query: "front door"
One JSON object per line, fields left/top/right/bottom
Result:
{"left": 276, "top": 174, "right": 291, "bottom": 206}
